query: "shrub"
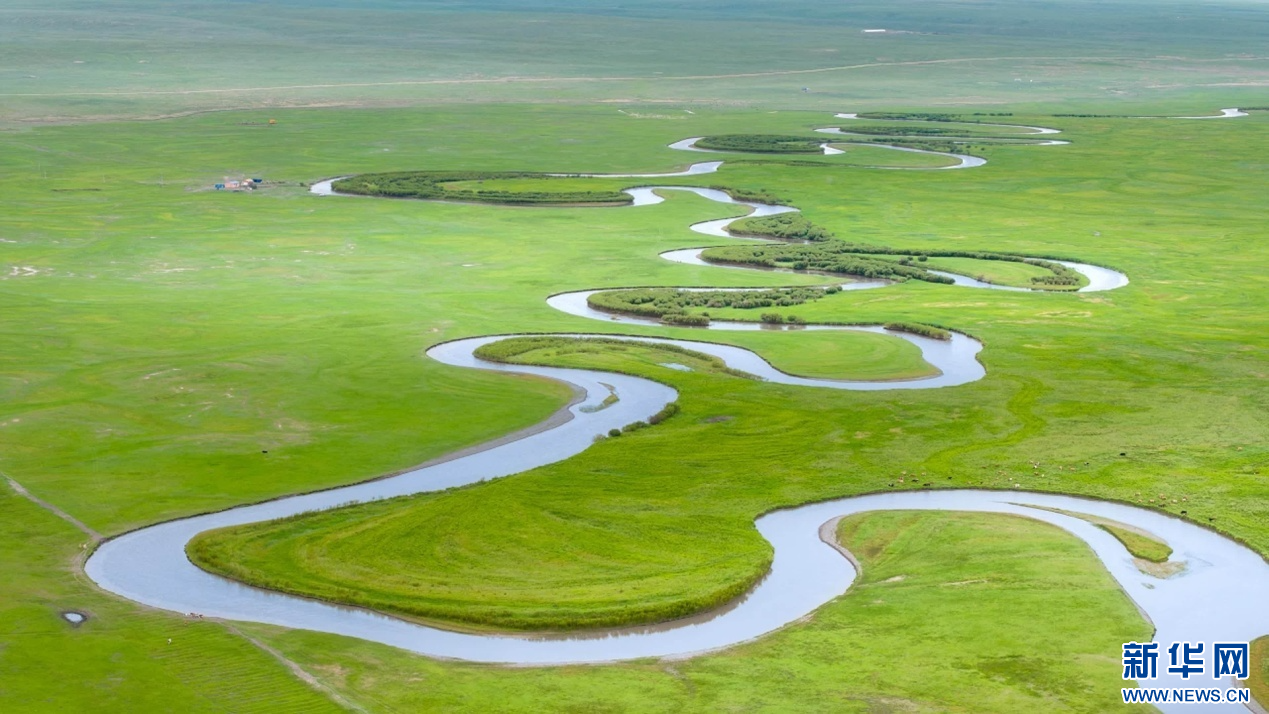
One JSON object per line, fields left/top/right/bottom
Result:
{"left": 884, "top": 322, "right": 952, "bottom": 340}
{"left": 707, "top": 185, "right": 788, "bottom": 204}
{"left": 695, "top": 134, "right": 826, "bottom": 154}
{"left": 729, "top": 214, "right": 835, "bottom": 242}
{"left": 701, "top": 243, "right": 952, "bottom": 284}
{"left": 332, "top": 171, "right": 632, "bottom": 206}
{"left": 836, "top": 125, "right": 973, "bottom": 137}
{"left": 699, "top": 241, "right": 1084, "bottom": 290}
{"left": 661, "top": 313, "right": 710, "bottom": 327}
{"left": 856, "top": 112, "right": 960, "bottom": 122}
{"left": 589, "top": 287, "right": 831, "bottom": 319}
{"left": 647, "top": 402, "right": 680, "bottom": 425}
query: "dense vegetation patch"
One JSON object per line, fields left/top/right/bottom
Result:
{"left": 332, "top": 171, "right": 633, "bottom": 205}
{"left": 695, "top": 135, "right": 827, "bottom": 153}
{"left": 855, "top": 138, "right": 980, "bottom": 154}
{"left": 856, "top": 112, "right": 1014, "bottom": 121}
{"left": 884, "top": 322, "right": 952, "bottom": 341}
{"left": 856, "top": 112, "right": 962, "bottom": 122}
{"left": 729, "top": 213, "right": 836, "bottom": 242}
{"left": 709, "top": 185, "right": 789, "bottom": 204}
{"left": 835, "top": 125, "right": 976, "bottom": 137}
{"left": 701, "top": 243, "right": 953, "bottom": 284}
{"left": 587, "top": 287, "right": 837, "bottom": 325}
{"left": 702, "top": 232, "right": 1086, "bottom": 289}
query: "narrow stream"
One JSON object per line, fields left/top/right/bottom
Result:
{"left": 84, "top": 336, "right": 1269, "bottom": 712}
{"left": 85, "top": 111, "right": 1261, "bottom": 712}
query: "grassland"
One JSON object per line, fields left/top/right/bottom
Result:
{"left": 1252, "top": 636, "right": 1269, "bottom": 709}
{"left": 2, "top": 95, "right": 1267, "bottom": 710}
{"left": 4, "top": 0, "right": 1269, "bottom": 122}
{"left": 691, "top": 330, "right": 939, "bottom": 381}
{"left": 1030, "top": 507, "right": 1177, "bottom": 564}
{"left": 699, "top": 240, "right": 1085, "bottom": 290}
{"left": 334, "top": 171, "right": 634, "bottom": 205}
{"left": 694, "top": 135, "right": 828, "bottom": 153}
{"left": 587, "top": 286, "right": 833, "bottom": 323}
{"left": 0, "top": 488, "right": 347, "bottom": 713}
{"left": 226, "top": 511, "right": 1153, "bottom": 712}
{"left": 918, "top": 256, "right": 1059, "bottom": 286}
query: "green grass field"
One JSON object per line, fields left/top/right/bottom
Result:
{"left": 1252, "top": 636, "right": 1269, "bottom": 709}
{"left": 3, "top": 99, "right": 1267, "bottom": 712}
{"left": 225, "top": 511, "right": 1152, "bottom": 712}
{"left": 917, "top": 255, "right": 1062, "bottom": 287}
{"left": 0, "top": 488, "right": 347, "bottom": 713}
{"left": 4, "top": 0, "right": 1268, "bottom": 122}
{"left": 2, "top": 1, "right": 1268, "bottom": 710}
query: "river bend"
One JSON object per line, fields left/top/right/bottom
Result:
{"left": 85, "top": 111, "right": 1262, "bottom": 712}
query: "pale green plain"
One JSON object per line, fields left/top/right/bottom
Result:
{"left": 5, "top": 0, "right": 1269, "bottom": 122}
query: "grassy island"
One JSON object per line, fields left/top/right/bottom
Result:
{"left": 694, "top": 134, "right": 829, "bottom": 153}
{"left": 332, "top": 171, "right": 633, "bottom": 205}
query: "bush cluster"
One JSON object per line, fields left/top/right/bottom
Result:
{"left": 709, "top": 185, "right": 788, "bottom": 205}
{"left": 730, "top": 213, "right": 835, "bottom": 242}
{"left": 760, "top": 312, "right": 806, "bottom": 325}
{"left": 839, "top": 126, "right": 974, "bottom": 137}
{"left": 695, "top": 135, "right": 826, "bottom": 154}
{"left": 701, "top": 238, "right": 1083, "bottom": 290}
{"left": 855, "top": 112, "right": 1012, "bottom": 121}
{"left": 613, "top": 401, "right": 680, "bottom": 436}
{"left": 856, "top": 112, "right": 961, "bottom": 122}
{"left": 647, "top": 402, "right": 680, "bottom": 425}
{"left": 1029, "top": 265, "right": 1083, "bottom": 286}
{"left": 701, "top": 243, "right": 954, "bottom": 284}
{"left": 662, "top": 313, "right": 711, "bottom": 327}
{"left": 709, "top": 185, "right": 788, "bottom": 204}
{"left": 332, "top": 171, "right": 631, "bottom": 205}
{"left": 884, "top": 322, "right": 952, "bottom": 340}
{"left": 589, "top": 287, "right": 831, "bottom": 323}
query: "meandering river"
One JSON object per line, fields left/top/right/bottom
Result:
{"left": 86, "top": 111, "right": 1263, "bottom": 711}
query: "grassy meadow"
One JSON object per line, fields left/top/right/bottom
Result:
{"left": 229, "top": 510, "right": 1154, "bottom": 712}
{"left": 0, "top": 487, "right": 346, "bottom": 713}
{"left": 0, "top": 47, "right": 1266, "bottom": 714}
{"left": 3, "top": 0, "right": 1269, "bottom": 123}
